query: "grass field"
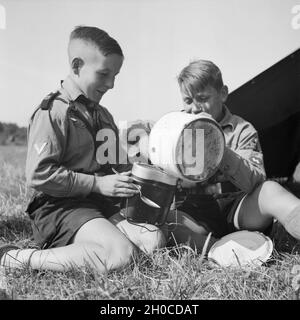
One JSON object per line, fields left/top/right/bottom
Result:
{"left": 0, "top": 145, "right": 300, "bottom": 300}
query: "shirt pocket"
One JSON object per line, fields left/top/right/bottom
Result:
{"left": 67, "top": 118, "right": 95, "bottom": 155}
{"left": 70, "top": 116, "right": 86, "bottom": 129}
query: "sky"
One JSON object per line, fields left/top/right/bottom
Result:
{"left": 0, "top": 0, "right": 299, "bottom": 127}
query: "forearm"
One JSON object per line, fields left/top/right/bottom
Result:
{"left": 27, "top": 165, "right": 95, "bottom": 197}
{"left": 218, "top": 147, "right": 266, "bottom": 192}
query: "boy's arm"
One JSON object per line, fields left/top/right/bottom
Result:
{"left": 218, "top": 126, "right": 266, "bottom": 192}
{"left": 26, "top": 107, "right": 95, "bottom": 197}
{"left": 114, "top": 119, "right": 154, "bottom": 172}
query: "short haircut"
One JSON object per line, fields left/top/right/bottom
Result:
{"left": 177, "top": 60, "right": 224, "bottom": 96}
{"left": 69, "top": 25, "right": 123, "bottom": 57}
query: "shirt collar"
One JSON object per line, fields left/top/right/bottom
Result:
{"left": 60, "top": 76, "right": 96, "bottom": 109}
{"left": 60, "top": 76, "right": 114, "bottom": 125}
{"left": 219, "top": 105, "right": 234, "bottom": 130}
{"left": 60, "top": 76, "right": 84, "bottom": 102}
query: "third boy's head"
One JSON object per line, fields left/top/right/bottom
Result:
{"left": 68, "top": 26, "right": 124, "bottom": 103}
{"left": 177, "top": 60, "right": 228, "bottom": 122}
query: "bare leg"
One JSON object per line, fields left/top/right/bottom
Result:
{"left": 109, "top": 212, "right": 166, "bottom": 254}
{"left": 238, "top": 181, "right": 300, "bottom": 238}
{"left": 1, "top": 218, "right": 136, "bottom": 273}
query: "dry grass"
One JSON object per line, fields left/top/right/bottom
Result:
{"left": 0, "top": 145, "right": 300, "bottom": 300}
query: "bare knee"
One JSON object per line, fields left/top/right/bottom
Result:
{"left": 109, "top": 238, "right": 138, "bottom": 269}
{"left": 259, "top": 180, "right": 283, "bottom": 198}
{"left": 115, "top": 220, "right": 166, "bottom": 254}
{"left": 110, "top": 240, "right": 136, "bottom": 269}
{"left": 79, "top": 239, "right": 136, "bottom": 272}
{"left": 255, "top": 180, "right": 296, "bottom": 213}
{"left": 137, "top": 224, "right": 166, "bottom": 254}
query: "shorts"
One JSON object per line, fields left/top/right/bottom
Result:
{"left": 176, "top": 192, "right": 247, "bottom": 238}
{"left": 25, "top": 192, "right": 121, "bottom": 249}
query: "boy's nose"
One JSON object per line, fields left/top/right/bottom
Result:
{"left": 105, "top": 77, "right": 115, "bottom": 89}
{"left": 191, "top": 103, "right": 203, "bottom": 114}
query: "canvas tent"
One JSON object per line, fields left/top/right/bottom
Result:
{"left": 227, "top": 48, "right": 300, "bottom": 194}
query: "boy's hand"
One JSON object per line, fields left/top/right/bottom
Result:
{"left": 92, "top": 171, "right": 139, "bottom": 197}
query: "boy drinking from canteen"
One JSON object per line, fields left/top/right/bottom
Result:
{"left": 165, "top": 59, "right": 300, "bottom": 250}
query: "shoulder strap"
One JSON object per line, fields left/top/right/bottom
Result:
{"left": 40, "top": 91, "right": 62, "bottom": 110}
{"left": 30, "top": 91, "right": 68, "bottom": 122}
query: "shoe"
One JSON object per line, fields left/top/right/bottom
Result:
{"left": 0, "top": 245, "right": 19, "bottom": 301}
{"left": 0, "top": 244, "right": 20, "bottom": 264}
{"left": 0, "top": 289, "right": 11, "bottom": 300}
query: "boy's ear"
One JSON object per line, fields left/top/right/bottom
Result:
{"left": 221, "top": 85, "right": 228, "bottom": 103}
{"left": 71, "top": 57, "right": 84, "bottom": 76}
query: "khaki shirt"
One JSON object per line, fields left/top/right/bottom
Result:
{"left": 210, "top": 105, "right": 266, "bottom": 193}
{"left": 26, "top": 76, "right": 124, "bottom": 198}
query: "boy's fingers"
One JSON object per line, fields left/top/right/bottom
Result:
{"left": 120, "top": 170, "right": 132, "bottom": 176}
{"left": 115, "top": 188, "right": 138, "bottom": 197}
{"left": 116, "top": 182, "right": 138, "bottom": 190}
{"left": 116, "top": 193, "right": 136, "bottom": 198}
{"left": 117, "top": 175, "right": 134, "bottom": 183}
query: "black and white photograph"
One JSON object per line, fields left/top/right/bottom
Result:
{"left": 0, "top": 0, "right": 300, "bottom": 305}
